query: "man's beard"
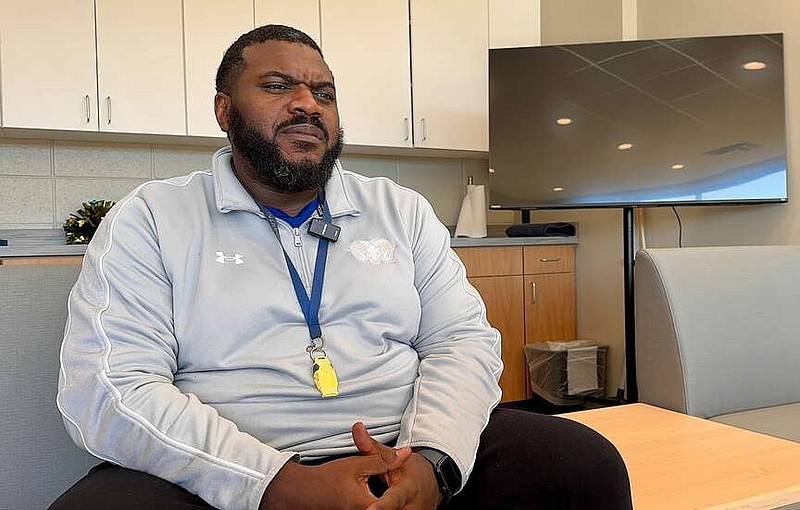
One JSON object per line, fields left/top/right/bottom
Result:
{"left": 228, "top": 106, "right": 344, "bottom": 193}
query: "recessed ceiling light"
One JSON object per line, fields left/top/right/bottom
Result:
{"left": 742, "top": 61, "right": 767, "bottom": 71}
{"left": 617, "top": 143, "right": 633, "bottom": 151}
{"left": 671, "top": 163, "right": 685, "bottom": 170}
{"left": 552, "top": 187, "right": 564, "bottom": 192}
{"left": 556, "top": 117, "right": 573, "bottom": 126}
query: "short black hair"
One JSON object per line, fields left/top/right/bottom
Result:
{"left": 215, "top": 24, "right": 323, "bottom": 94}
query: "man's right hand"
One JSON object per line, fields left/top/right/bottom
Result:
{"left": 259, "top": 446, "right": 411, "bottom": 510}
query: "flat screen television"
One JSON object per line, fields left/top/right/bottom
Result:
{"left": 488, "top": 33, "right": 788, "bottom": 210}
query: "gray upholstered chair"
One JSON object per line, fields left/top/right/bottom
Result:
{"left": 0, "top": 262, "right": 98, "bottom": 510}
{"left": 634, "top": 246, "right": 800, "bottom": 442}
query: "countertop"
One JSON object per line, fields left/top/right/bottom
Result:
{"left": 0, "top": 227, "right": 578, "bottom": 258}
{"left": 450, "top": 236, "right": 578, "bottom": 248}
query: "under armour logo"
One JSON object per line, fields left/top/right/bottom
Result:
{"left": 215, "top": 251, "right": 244, "bottom": 265}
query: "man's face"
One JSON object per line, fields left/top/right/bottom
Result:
{"left": 216, "top": 40, "right": 343, "bottom": 193}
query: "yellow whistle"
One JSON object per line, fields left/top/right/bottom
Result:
{"left": 313, "top": 356, "right": 339, "bottom": 398}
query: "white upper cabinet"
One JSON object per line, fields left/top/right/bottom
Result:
{"left": 95, "top": 0, "right": 186, "bottom": 135}
{"left": 0, "top": 0, "right": 98, "bottom": 130}
{"left": 255, "top": 0, "right": 321, "bottom": 45}
{"left": 410, "top": 0, "right": 489, "bottom": 151}
{"left": 0, "top": 0, "right": 489, "bottom": 150}
{"left": 320, "top": 0, "right": 413, "bottom": 147}
{"left": 184, "top": 0, "right": 254, "bottom": 137}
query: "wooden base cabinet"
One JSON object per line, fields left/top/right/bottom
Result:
{"left": 455, "top": 244, "right": 576, "bottom": 402}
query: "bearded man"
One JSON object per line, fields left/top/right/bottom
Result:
{"left": 53, "top": 25, "right": 632, "bottom": 510}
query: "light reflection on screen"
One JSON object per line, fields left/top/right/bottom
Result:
{"left": 489, "top": 33, "right": 788, "bottom": 209}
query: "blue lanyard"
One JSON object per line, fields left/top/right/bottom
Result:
{"left": 260, "top": 200, "right": 332, "bottom": 345}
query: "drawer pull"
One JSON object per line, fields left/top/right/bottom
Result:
{"left": 540, "top": 257, "right": 561, "bottom": 263}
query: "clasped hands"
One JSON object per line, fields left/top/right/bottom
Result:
{"left": 260, "top": 422, "right": 443, "bottom": 510}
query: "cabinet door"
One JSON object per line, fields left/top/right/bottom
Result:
{"left": 524, "top": 272, "right": 576, "bottom": 343}
{"left": 320, "top": 0, "right": 413, "bottom": 147}
{"left": 0, "top": 0, "right": 98, "bottom": 130}
{"left": 469, "top": 276, "right": 526, "bottom": 402}
{"left": 410, "top": 0, "right": 489, "bottom": 151}
{"left": 184, "top": 0, "right": 253, "bottom": 137}
{"left": 255, "top": 0, "right": 321, "bottom": 45}
{"left": 95, "top": 0, "right": 186, "bottom": 134}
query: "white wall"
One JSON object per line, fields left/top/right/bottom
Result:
{"left": 636, "top": 1, "right": 800, "bottom": 249}
{"left": 541, "top": 0, "right": 622, "bottom": 44}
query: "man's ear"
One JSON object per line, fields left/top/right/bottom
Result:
{"left": 214, "top": 92, "right": 231, "bottom": 132}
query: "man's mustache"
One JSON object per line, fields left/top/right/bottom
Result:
{"left": 275, "top": 115, "right": 329, "bottom": 142}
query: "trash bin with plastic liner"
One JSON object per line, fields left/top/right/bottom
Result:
{"left": 524, "top": 341, "right": 608, "bottom": 405}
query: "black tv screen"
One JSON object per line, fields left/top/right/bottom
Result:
{"left": 488, "top": 33, "right": 788, "bottom": 209}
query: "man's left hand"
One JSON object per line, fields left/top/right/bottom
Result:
{"left": 351, "top": 422, "right": 443, "bottom": 510}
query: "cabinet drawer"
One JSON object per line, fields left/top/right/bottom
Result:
{"left": 454, "top": 247, "right": 522, "bottom": 277}
{"left": 523, "top": 245, "right": 574, "bottom": 274}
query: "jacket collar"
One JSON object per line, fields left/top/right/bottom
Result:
{"left": 212, "top": 146, "right": 360, "bottom": 219}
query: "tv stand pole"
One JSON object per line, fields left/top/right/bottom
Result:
{"left": 623, "top": 206, "right": 637, "bottom": 402}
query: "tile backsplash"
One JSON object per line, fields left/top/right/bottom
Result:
{"left": 0, "top": 137, "right": 513, "bottom": 229}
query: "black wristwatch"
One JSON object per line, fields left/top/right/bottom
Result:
{"left": 414, "top": 448, "right": 462, "bottom": 506}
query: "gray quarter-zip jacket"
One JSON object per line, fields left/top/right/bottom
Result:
{"left": 57, "top": 147, "right": 502, "bottom": 509}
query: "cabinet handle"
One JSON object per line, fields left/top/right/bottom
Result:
{"left": 84, "top": 94, "right": 91, "bottom": 123}
{"left": 403, "top": 117, "right": 410, "bottom": 141}
{"left": 106, "top": 96, "right": 112, "bottom": 125}
{"left": 530, "top": 281, "right": 537, "bottom": 304}
{"left": 421, "top": 117, "right": 427, "bottom": 141}
{"left": 540, "top": 257, "right": 561, "bottom": 263}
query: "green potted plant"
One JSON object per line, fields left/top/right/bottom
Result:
{"left": 63, "top": 200, "right": 116, "bottom": 244}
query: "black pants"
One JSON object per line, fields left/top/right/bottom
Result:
{"left": 50, "top": 408, "right": 632, "bottom": 509}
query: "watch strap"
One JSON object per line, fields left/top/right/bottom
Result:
{"left": 413, "top": 447, "right": 461, "bottom": 505}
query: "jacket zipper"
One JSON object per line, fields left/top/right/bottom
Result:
{"left": 286, "top": 224, "right": 313, "bottom": 291}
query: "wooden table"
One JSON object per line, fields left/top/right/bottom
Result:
{"left": 561, "top": 403, "right": 800, "bottom": 509}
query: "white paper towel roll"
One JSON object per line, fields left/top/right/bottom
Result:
{"left": 455, "top": 184, "right": 487, "bottom": 238}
